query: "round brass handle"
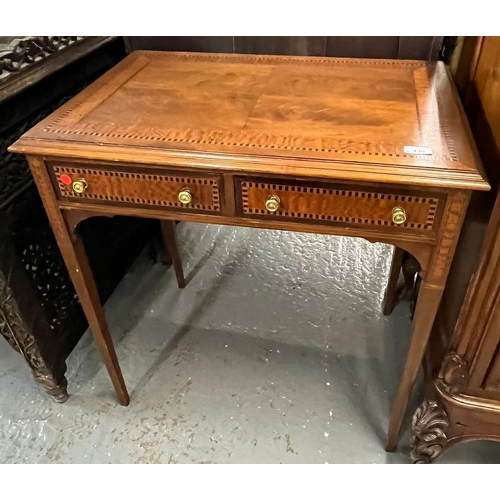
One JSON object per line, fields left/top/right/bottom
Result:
{"left": 178, "top": 188, "right": 192, "bottom": 205}
{"left": 392, "top": 206, "right": 407, "bottom": 225}
{"left": 265, "top": 195, "right": 281, "bottom": 213}
{"left": 72, "top": 178, "right": 88, "bottom": 194}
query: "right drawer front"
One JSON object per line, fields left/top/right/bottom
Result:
{"left": 239, "top": 179, "right": 443, "bottom": 233}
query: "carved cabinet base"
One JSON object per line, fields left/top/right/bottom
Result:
{"left": 410, "top": 381, "right": 500, "bottom": 463}
{"left": 0, "top": 231, "right": 69, "bottom": 404}
{"left": 410, "top": 398, "right": 449, "bottom": 463}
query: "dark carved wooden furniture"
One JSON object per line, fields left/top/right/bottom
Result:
{"left": 410, "top": 36, "right": 500, "bottom": 463}
{"left": 0, "top": 36, "right": 157, "bottom": 402}
{"left": 411, "top": 194, "right": 500, "bottom": 463}
{"left": 10, "top": 51, "right": 488, "bottom": 453}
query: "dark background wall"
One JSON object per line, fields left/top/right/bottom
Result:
{"left": 124, "top": 36, "right": 443, "bottom": 60}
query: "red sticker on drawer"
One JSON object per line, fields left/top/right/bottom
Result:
{"left": 60, "top": 174, "right": 72, "bottom": 185}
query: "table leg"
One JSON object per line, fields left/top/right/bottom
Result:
{"left": 386, "top": 190, "right": 471, "bottom": 451}
{"left": 160, "top": 220, "right": 185, "bottom": 288}
{"left": 71, "top": 233, "right": 130, "bottom": 405}
{"left": 27, "top": 157, "right": 129, "bottom": 406}
{"left": 386, "top": 284, "right": 443, "bottom": 451}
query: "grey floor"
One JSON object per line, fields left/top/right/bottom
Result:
{"left": 1, "top": 223, "right": 499, "bottom": 463}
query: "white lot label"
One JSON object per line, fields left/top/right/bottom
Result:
{"left": 404, "top": 146, "right": 433, "bottom": 155}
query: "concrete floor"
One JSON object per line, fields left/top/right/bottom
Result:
{"left": 1, "top": 223, "right": 499, "bottom": 463}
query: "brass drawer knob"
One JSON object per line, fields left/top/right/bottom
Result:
{"left": 392, "top": 206, "right": 407, "bottom": 225}
{"left": 178, "top": 188, "right": 192, "bottom": 205}
{"left": 72, "top": 178, "right": 88, "bottom": 194}
{"left": 265, "top": 194, "right": 280, "bottom": 213}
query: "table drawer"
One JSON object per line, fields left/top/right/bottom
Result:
{"left": 51, "top": 164, "right": 222, "bottom": 212}
{"left": 237, "top": 178, "right": 443, "bottom": 232}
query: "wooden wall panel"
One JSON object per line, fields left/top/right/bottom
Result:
{"left": 429, "top": 37, "right": 500, "bottom": 379}
{"left": 468, "top": 36, "right": 500, "bottom": 175}
{"left": 447, "top": 37, "right": 481, "bottom": 97}
{"left": 453, "top": 36, "right": 500, "bottom": 393}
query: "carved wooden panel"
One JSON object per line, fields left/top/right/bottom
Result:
{"left": 51, "top": 165, "right": 221, "bottom": 212}
{"left": 239, "top": 180, "right": 440, "bottom": 231}
{"left": 410, "top": 398, "right": 449, "bottom": 463}
{"left": 0, "top": 36, "right": 83, "bottom": 80}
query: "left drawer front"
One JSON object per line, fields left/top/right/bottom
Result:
{"left": 51, "top": 165, "right": 222, "bottom": 212}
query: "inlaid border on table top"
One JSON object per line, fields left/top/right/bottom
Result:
{"left": 34, "top": 51, "right": 457, "bottom": 164}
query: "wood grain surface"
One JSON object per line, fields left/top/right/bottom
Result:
{"left": 238, "top": 179, "right": 441, "bottom": 233}
{"left": 51, "top": 163, "right": 222, "bottom": 213}
{"left": 10, "top": 51, "right": 488, "bottom": 191}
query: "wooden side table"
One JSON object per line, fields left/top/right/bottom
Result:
{"left": 10, "top": 51, "right": 489, "bottom": 451}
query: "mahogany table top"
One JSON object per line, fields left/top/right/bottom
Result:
{"left": 11, "top": 51, "right": 488, "bottom": 192}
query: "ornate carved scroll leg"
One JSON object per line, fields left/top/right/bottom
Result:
{"left": 27, "top": 156, "right": 129, "bottom": 406}
{"left": 0, "top": 217, "right": 70, "bottom": 403}
{"left": 383, "top": 249, "right": 422, "bottom": 317}
{"left": 402, "top": 253, "right": 421, "bottom": 299}
{"left": 160, "top": 220, "right": 186, "bottom": 289}
{"left": 439, "top": 352, "right": 469, "bottom": 395}
{"left": 402, "top": 253, "right": 422, "bottom": 319}
{"left": 32, "top": 371, "right": 69, "bottom": 403}
{"left": 383, "top": 247, "right": 405, "bottom": 316}
{"left": 410, "top": 399, "right": 449, "bottom": 463}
